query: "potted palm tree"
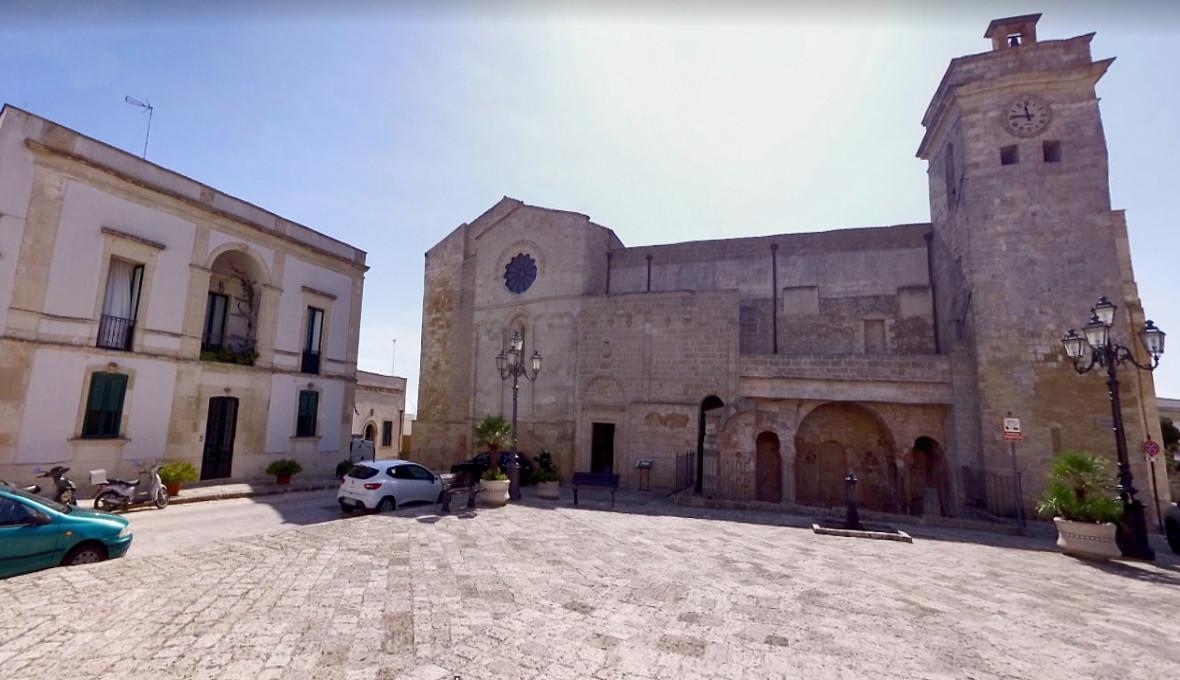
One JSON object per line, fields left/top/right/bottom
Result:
{"left": 1036, "top": 450, "right": 1123, "bottom": 560}
{"left": 534, "top": 449, "right": 560, "bottom": 500}
{"left": 158, "top": 461, "right": 199, "bottom": 497}
{"left": 473, "top": 415, "right": 512, "bottom": 507}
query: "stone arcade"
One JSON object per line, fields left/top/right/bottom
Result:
{"left": 414, "top": 15, "right": 1173, "bottom": 521}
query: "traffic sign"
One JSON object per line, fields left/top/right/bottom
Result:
{"left": 1142, "top": 440, "right": 1161, "bottom": 458}
{"left": 1003, "top": 417, "right": 1023, "bottom": 442}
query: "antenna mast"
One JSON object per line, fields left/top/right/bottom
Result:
{"left": 123, "top": 95, "right": 154, "bottom": 159}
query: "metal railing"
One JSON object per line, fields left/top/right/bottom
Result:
{"left": 961, "top": 466, "right": 1024, "bottom": 520}
{"left": 301, "top": 349, "right": 321, "bottom": 374}
{"left": 96, "top": 314, "right": 134, "bottom": 351}
{"left": 200, "top": 334, "right": 257, "bottom": 366}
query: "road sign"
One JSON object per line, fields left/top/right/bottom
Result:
{"left": 1142, "top": 440, "right": 1161, "bottom": 458}
{"left": 1003, "top": 417, "right": 1023, "bottom": 442}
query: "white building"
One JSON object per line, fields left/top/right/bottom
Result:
{"left": 0, "top": 106, "right": 367, "bottom": 489}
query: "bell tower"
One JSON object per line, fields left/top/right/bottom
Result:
{"left": 917, "top": 15, "right": 1168, "bottom": 519}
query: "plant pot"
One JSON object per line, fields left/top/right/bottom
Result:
{"left": 1053, "top": 517, "right": 1121, "bottom": 560}
{"left": 480, "top": 479, "right": 510, "bottom": 507}
{"left": 536, "top": 480, "right": 560, "bottom": 500}
{"left": 165, "top": 482, "right": 182, "bottom": 497}
{"left": 276, "top": 474, "right": 292, "bottom": 486}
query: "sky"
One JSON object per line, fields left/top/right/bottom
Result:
{"left": 3, "top": 1, "right": 1180, "bottom": 413}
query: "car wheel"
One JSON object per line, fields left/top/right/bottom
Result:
{"left": 376, "top": 496, "right": 396, "bottom": 513}
{"left": 94, "top": 490, "right": 123, "bottom": 513}
{"left": 63, "top": 542, "right": 108, "bottom": 566}
{"left": 154, "top": 488, "right": 169, "bottom": 509}
{"left": 339, "top": 500, "right": 354, "bottom": 514}
{"left": 1167, "top": 519, "right": 1180, "bottom": 555}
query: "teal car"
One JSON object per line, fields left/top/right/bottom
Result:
{"left": 0, "top": 482, "right": 132, "bottom": 579}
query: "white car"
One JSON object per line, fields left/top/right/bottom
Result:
{"left": 337, "top": 460, "right": 442, "bottom": 513}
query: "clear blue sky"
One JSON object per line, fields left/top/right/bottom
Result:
{"left": 4, "top": 1, "right": 1179, "bottom": 413}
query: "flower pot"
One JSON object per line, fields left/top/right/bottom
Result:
{"left": 1053, "top": 517, "right": 1121, "bottom": 560}
{"left": 165, "top": 482, "right": 182, "bottom": 497}
{"left": 276, "top": 474, "right": 292, "bottom": 486}
{"left": 480, "top": 479, "right": 510, "bottom": 507}
{"left": 536, "top": 480, "right": 560, "bottom": 500}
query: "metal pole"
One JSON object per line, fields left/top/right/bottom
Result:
{"left": 1148, "top": 451, "right": 1164, "bottom": 533}
{"left": 508, "top": 368, "right": 521, "bottom": 501}
{"left": 1105, "top": 347, "right": 1154, "bottom": 560}
{"left": 1008, "top": 440, "right": 1026, "bottom": 531}
{"left": 143, "top": 105, "right": 153, "bottom": 159}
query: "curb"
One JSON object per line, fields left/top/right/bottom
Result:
{"left": 167, "top": 481, "right": 339, "bottom": 505}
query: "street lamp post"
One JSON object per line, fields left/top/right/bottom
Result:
{"left": 496, "top": 330, "right": 542, "bottom": 501}
{"left": 1060, "top": 296, "right": 1165, "bottom": 561}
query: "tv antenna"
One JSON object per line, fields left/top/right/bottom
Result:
{"left": 123, "top": 95, "right": 154, "bottom": 159}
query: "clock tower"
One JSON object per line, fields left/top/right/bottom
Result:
{"left": 917, "top": 15, "right": 1169, "bottom": 519}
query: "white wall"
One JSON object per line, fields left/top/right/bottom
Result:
{"left": 15, "top": 347, "right": 177, "bottom": 464}
{"left": 264, "top": 374, "right": 346, "bottom": 456}
{"left": 45, "top": 180, "right": 196, "bottom": 332}
{"left": 275, "top": 255, "right": 353, "bottom": 359}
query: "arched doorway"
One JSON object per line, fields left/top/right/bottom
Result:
{"left": 755, "top": 431, "right": 782, "bottom": 503}
{"left": 364, "top": 423, "right": 377, "bottom": 442}
{"left": 695, "top": 395, "right": 724, "bottom": 494}
{"left": 794, "top": 402, "right": 898, "bottom": 512}
{"left": 907, "top": 436, "right": 946, "bottom": 516}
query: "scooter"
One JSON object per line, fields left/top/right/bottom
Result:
{"left": 34, "top": 465, "right": 77, "bottom": 505}
{"left": 90, "top": 463, "right": 168, "bottom": 512}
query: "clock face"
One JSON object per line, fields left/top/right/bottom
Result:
{"left": 1003, "top": 96, "right": 1051, "bottom": 137}
{"left": 503, "top": 253, "right": 537, "bottom": 294}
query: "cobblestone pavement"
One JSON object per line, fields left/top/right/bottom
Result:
{"left": 2, "top": 499, "right": 1179, "bottom": 680}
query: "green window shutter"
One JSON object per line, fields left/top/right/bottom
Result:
{"left": 297, "top": 390, "right": 318, "bottom": 437}
{"left": 82, "top": 373, "right": 127, "bottom": 438}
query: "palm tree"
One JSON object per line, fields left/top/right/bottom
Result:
{"left": 473, "top": 415, "right": 513, "bottom": 474}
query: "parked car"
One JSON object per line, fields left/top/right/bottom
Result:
{"left": 1166, "top": 502, "right": 1180, "bottom": 554}
{"left": 337, "top": 460, "right": 443, "bottom": 513}
{"left": 450, "top": 451, "right": 534, "bottom": 482}
{"left": 0, "top": 482, "right": 132, "bottom": 579}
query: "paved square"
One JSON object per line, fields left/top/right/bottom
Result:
{"left": 2, "top": 500, "right": 1178, "bottom": 679}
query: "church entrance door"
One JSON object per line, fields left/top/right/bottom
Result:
{"left": 755, "top": 432, "right": 782, "bottom": 503}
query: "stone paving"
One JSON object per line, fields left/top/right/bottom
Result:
{"left": 2, "top": 498, "right": 1179, "bottom": 680}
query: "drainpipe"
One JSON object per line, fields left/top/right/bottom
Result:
{"left": 924, "top": 232, "right": 941, "bottom": 354}
{"left": 771, "top": 243, "right": 779, "bottom": 354}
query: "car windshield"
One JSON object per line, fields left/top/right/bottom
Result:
{"left": 5, "top": 485, "right": 70, "bottom": 514}
{"left": 347, "top": 465, "right": 380, "bottom": 480}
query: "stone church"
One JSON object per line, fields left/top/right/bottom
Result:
{"left": 415, "top": 15, "right": 1172, "bottom": 521}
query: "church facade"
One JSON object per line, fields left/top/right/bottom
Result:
{"left": 414, "top": 15, "right": 1172, "bottom": 521}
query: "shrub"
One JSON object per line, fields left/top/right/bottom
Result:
{"left": 533, "top": 449, "right": 559, "bottom": 483}
{"left": 265, "top": 459, "right": 303, "bottom": 478}
{"left": 158, "top": 461, "right": 199, "bottom": 485}
{"left": 1035, "top": 450, "right": 1122, "bottom": 524}
{"left": 481, "top": 468, "right": 508, "bottom": 482}
{"left": 473, "top": 415, "right": 513, "bottom": 473}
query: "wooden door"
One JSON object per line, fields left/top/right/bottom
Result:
{"left": 201, "top": 397, "right": 238, "bottom": 480}
{"left": 817, "top": 441, "right": 847, "bottom": 507}
{"left": 755, "top": 432, "right": 782, "bottom": 503}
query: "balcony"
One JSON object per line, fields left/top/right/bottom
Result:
{"left": 200, "top": 334, "right": 258, "bottom": 366}
{"left": 96, "top": 315, "right": 135, "bottom": 351}
{"left": 301, "top": 349, "right": 321, "bottom": 375}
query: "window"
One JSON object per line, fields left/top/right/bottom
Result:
{"left": 202, "top": 292, "right": 229, "bottom": 352}
{"left": 296, "top": 390, "right": 319, "bottom": 437}
{"left": 347, "top": 464, "right": 379, "bottom": 480}
{"left": 302, "top": 307, "right": 324, "bottom": 374}
{"left": 864, "top": 320, "right": 886, "bottom": 354}
{"left": 96, "top": 260, "right": 143, "bottom": 351}
{"left": 82, "top": 372, "right": 128, "bottom": 439}
{"left": 1000, "top": 145, "right": 1019, "bottom": 166}
{"left": 0, "top": 497, "right": 33, "bottom": 526}
{"left": 1043, "top": 140, "right": 1062, "bottom": 163}
{"left": 381, "top": 420, "right": 393, "bottom": 447}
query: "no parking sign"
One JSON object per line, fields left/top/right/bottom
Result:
{"left": 1142, "top": 439, "right": 1160, "bottom": 458}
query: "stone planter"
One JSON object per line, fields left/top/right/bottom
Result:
{"left": 480, "top": 479, "right": 510, "bottom": 507}
{"left": 164, "top": 482, "right": 182, "bottom": 497}
{"left": 536, "top": 480, "right": 560, "bottom": 500}
{"left": 1053, "top": 517, "right": 1121, "bottom": 560}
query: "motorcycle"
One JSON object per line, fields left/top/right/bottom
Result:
{"left": 90, "top": 464, "right": 168, "bottom": 512}
{"left": 35, "top": 465, "right": 77, "bottom": 505}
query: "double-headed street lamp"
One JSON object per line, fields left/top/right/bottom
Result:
{"left": 1061, "top": 296, "right": 1166, "bottom": 561}
{"left": 496, "top": 330, "right": 542, "bottom": 501}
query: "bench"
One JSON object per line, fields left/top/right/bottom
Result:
{"left": 570, "top": 472, "right": 620, "bottom": 507}
{"left": 439, "top": 469, "right": 483, "bottom": 513}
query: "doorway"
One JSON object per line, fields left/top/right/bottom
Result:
{"left": 201, "top": 396, "right": 238, "bottom": 480}
{"left": 755, "top": 432, "right": 782, "bottom": 503}
{"left": 590, "top": 422, "right": 615, "bottom": 474}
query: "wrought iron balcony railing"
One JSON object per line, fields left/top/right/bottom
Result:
{"left": 96, "top": 314, "right": 135, "bottom": 351}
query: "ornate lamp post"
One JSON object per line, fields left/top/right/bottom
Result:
{"left": 1060, "top": 296, "right": 1165, "bottom": 561}
{"left": 496, "top": 330, "right": 542, "bottom": 501}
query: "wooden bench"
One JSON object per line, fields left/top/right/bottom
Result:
{"left": 570, "top": 472, "right": 620, "bottom": 507}
{"left": 439, "top": 469, "right": 483, "bottom": 513}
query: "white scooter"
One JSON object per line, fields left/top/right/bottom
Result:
{"left": 91, "top": 463, "right": 168, "bottom": 512}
